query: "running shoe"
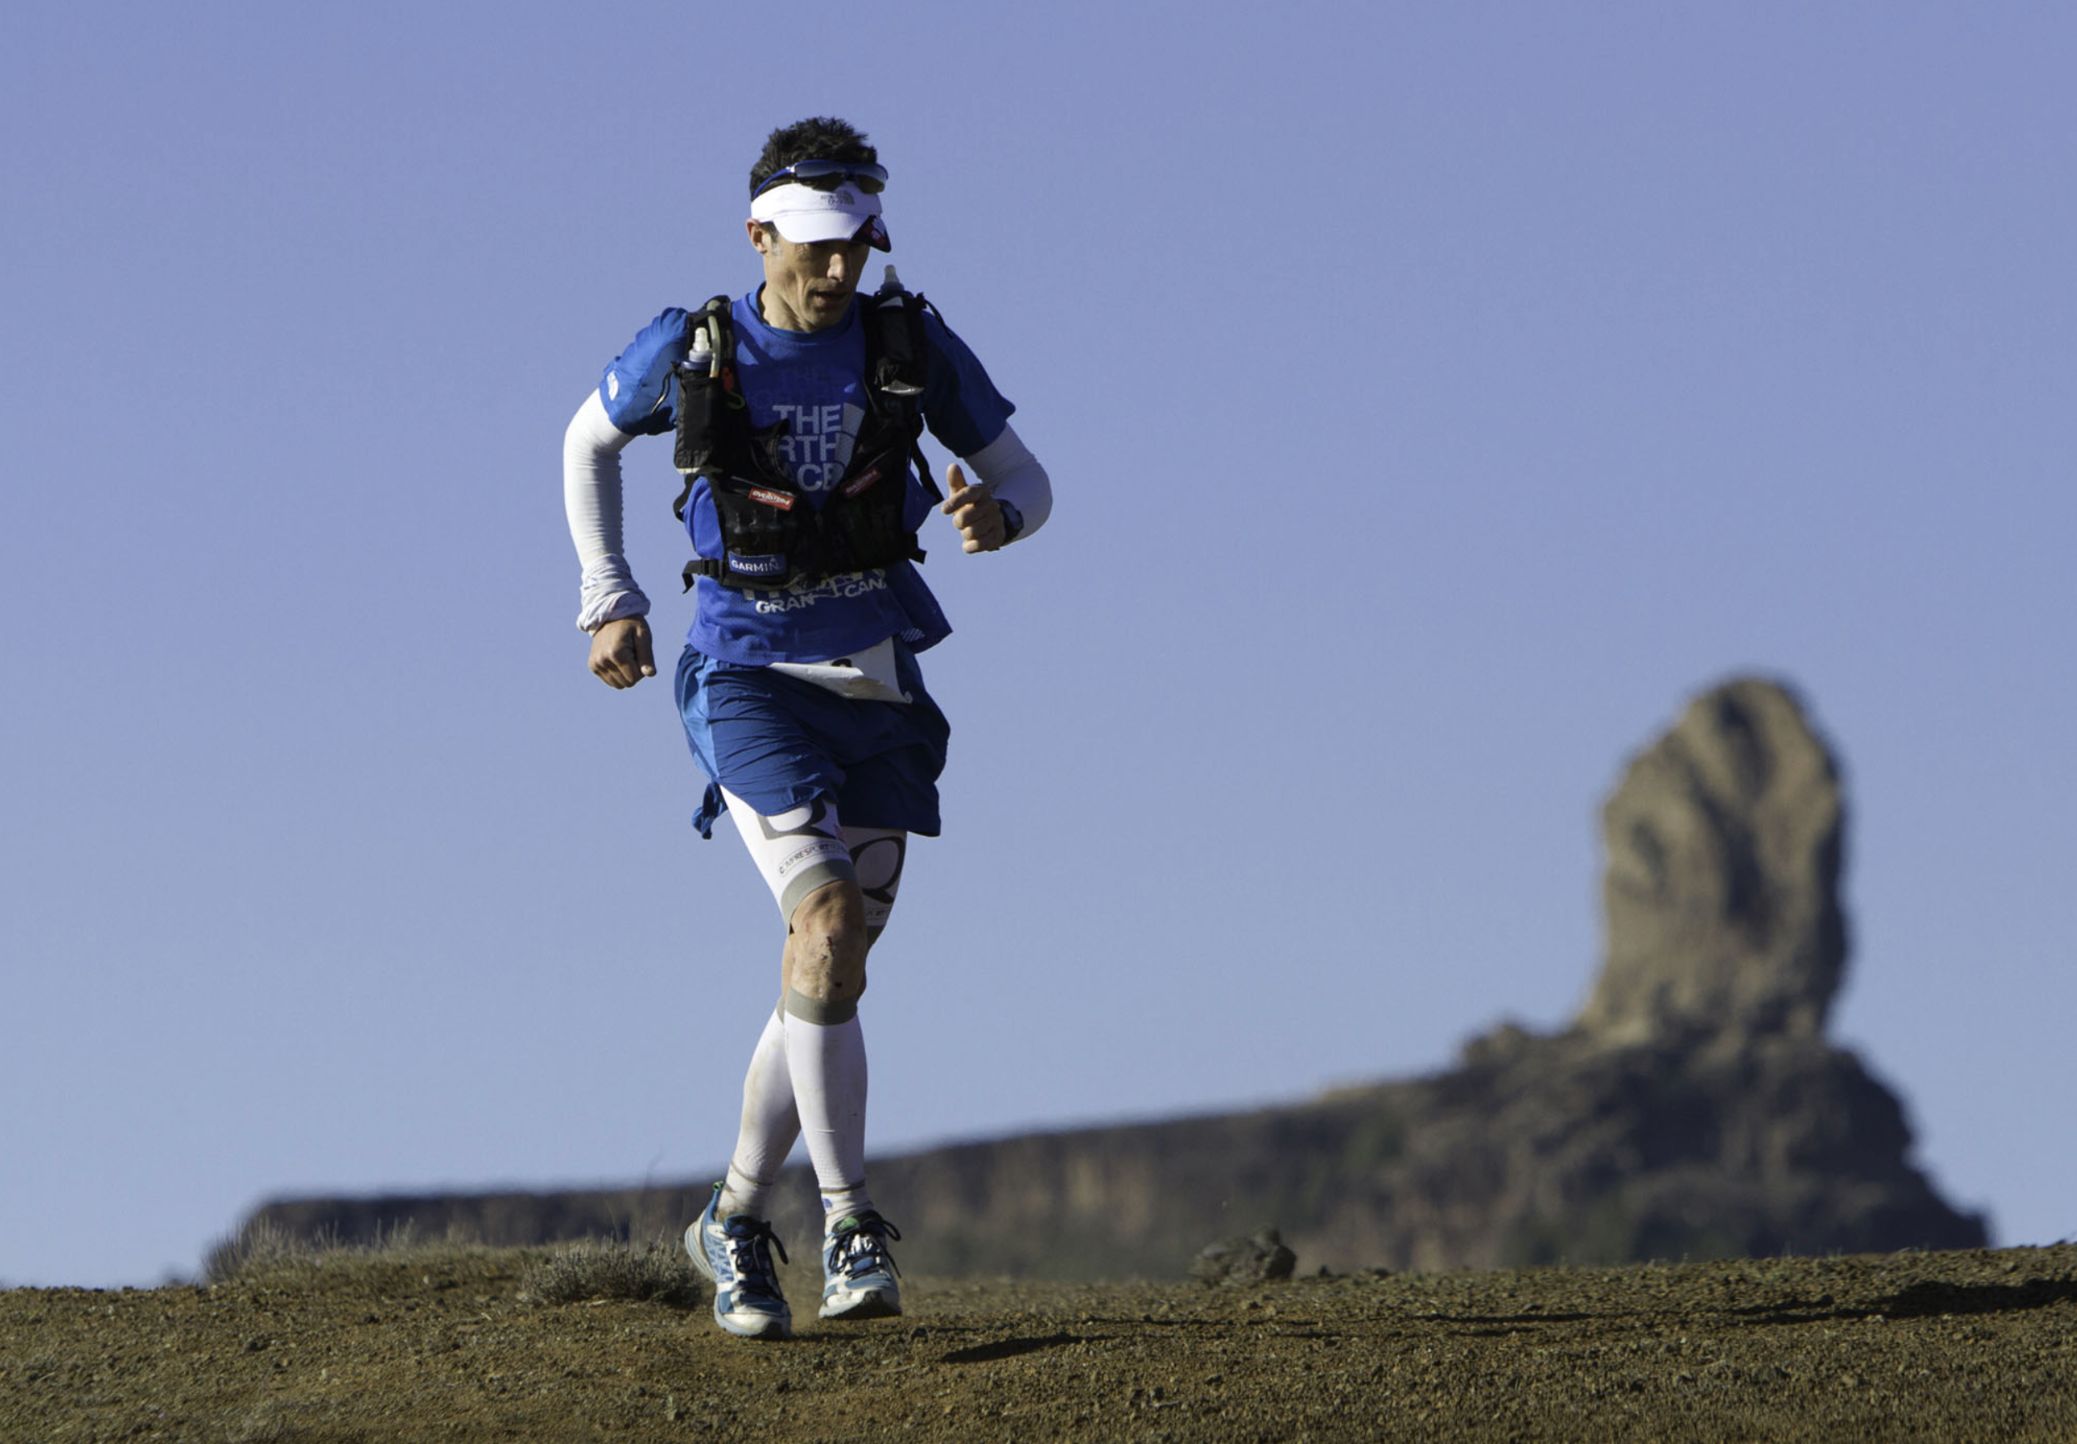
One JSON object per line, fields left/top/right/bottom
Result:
{"left": 684, "top": 1185, "right": 792, "bottom": 1339}
{"left": 819, "top": 1211, "right": 903, "bottom": 1320}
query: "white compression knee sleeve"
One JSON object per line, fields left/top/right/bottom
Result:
{"left": 726, "top": 789, "right": 856, "bottom": 921}
{"left": 728, "top": 791, "right": 908, "bottom": 939}
{"left": 842, "top": 826, "right": 907, "bottom": 940}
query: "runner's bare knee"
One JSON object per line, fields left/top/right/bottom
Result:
{"left": 786, "top": 880, "right": 869, "bottom": 1017}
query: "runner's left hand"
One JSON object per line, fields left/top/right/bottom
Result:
{"left": 940, "top": 461, "right": 1005, "bottom": 553}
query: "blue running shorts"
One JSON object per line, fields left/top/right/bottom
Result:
{"left": 675, "top": 642, "right": 951, "bottom": 840}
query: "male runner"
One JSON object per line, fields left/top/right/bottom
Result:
{"left": 561, "top": 117, "right": 1051, "bottom": 1339}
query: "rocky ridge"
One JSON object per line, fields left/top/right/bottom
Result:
{"left": 238, "top": 677, "right": 1985, "bottom": 1277}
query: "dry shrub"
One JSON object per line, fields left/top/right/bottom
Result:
{"left": 203, "top": 1219, "right": 472, "bottom": 1283}
{"left": 519, "top": 1238, "right": 705, "bottom": 1309}
{"left": 203, "top": 1219, "right": 322, "bottom": 1283}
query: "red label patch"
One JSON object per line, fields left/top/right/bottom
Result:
{"left": 841, "top": 466, "right": 882, "bottom": 498}
{"left": 748, "top": 487, "right": 796, "bottom": 511}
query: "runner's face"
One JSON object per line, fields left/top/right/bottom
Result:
{"left": 750, "top": 224, "right": 871, "bottom": 332}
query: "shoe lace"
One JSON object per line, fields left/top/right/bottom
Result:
{"left": 724, "top": 1217, "right": 789, "bottom": 1300}
{"left": 826, "top": 1213, "right": 903, "bottom": 1281}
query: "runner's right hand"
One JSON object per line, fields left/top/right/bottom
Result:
{"left": 589, "top": 615, "right": 656, "bottom": 689}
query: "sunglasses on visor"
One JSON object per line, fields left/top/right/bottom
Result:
{"left": 754, "top": 160, "right": 889, "bottom": 197}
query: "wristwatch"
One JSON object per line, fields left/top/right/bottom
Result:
{"left": 997, "top": 498, "right": 1024, "bottom": 545}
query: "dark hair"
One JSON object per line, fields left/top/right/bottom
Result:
{"left": 748, "top": 117, "right": 879, "bottom": 200}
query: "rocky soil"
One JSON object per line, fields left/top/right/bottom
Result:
{"left": 6, "top": 1241, "right": 2074, "bottom": 1442}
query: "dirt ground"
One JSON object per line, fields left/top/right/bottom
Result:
{"left": 4, "top": 1242, "right": 2073, "bottom": 1442}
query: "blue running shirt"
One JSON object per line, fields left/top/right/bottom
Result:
{"left": 597, "top": 292, "right": 1015, "bottom": 664}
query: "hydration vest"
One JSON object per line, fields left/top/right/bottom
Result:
{"left": 672, "top": 278, "right": 941, "bottom": 591}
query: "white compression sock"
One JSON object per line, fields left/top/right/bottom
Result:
{"left": 718, "top": 1006, "right": 799, "bottom": 1220}
{"left": 782, "top": 1001, "right": 874, "bottom": 1226}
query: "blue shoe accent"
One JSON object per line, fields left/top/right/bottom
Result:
{"left": 819, "top": 1211, "right": 903, "bottom": 1320}
{"left": 684, "top": 1185, "right": 792, "bottom": 1339}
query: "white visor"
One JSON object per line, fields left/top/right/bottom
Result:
{"left": 749, "top": 182, "right": 891, "bottom": 251}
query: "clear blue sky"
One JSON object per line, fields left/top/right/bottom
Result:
{"left": 4, "top": 2, "right": 2072, "bottom": 1287}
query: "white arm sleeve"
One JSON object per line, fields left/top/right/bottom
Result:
{"left": 964, "top": 422, "right": 1052, "bottom": 542}
{"left": 562, "top": 390, "right": 652, "bottom": 631}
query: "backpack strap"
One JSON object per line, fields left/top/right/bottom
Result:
{"left": 863, "top": 279, "right": 941, "bottom": 503}
{"left": 674, "top": 282, "right": 943, "bottom": 591}
{"left": 671, "top": 294, "right": 743, "bottom": 522}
